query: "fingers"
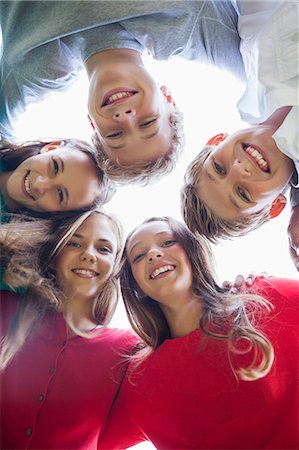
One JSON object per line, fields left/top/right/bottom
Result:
{"left": 222, "top": 271, "right": 269, "bottom": 292}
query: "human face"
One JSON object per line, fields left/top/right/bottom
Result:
{"left": 88, "top": 62, "right": 174, "bottom": 165}
{"left": 55, "top": 214, "right": 118, "bottom": 299}
{"left": 127, "top": 221, "right": 194, "bottom": 306}
{"left": 6, "top": 145, "right": 100, "bottom": 212}
{"left": 197, "top": 126, "right": 294, "bottom": 219}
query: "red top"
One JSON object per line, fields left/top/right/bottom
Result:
{"left": 99, "top": 277, "right": 299, "bottom": 449}
{"left": 0, "top": 291, "right": 137, "bottom": 450}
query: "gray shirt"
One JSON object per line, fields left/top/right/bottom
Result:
{"left": 0, "top": 0, "right": 245, "bottom": 140}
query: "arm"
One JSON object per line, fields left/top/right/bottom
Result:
{"left": 288, "top": 202, "right": 299, "bottom": 272}
{"left": 98, "top": 370, "right": 148, "bottom": 449}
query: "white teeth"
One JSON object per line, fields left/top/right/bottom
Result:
{"left": 107, "top": 91, "right": 133, "bottom": 104}
{"left": 72, "top": 269, "right": 98, "bottom": 276}
{"left": 244, "top": 145, "right": 269, "bottom": 171}
{"left": 24, "top": 173, "right": 34, "bottom": 198}
{"left": 151, "top": 265, "right": 175, "bottom": 279}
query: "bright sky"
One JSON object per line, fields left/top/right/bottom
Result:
{"left": 14, "top": 54, "right": 297, "bottom": 450}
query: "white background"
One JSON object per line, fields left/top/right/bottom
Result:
{"left": 14, "top": 55, "right": 298, "bottom": 449}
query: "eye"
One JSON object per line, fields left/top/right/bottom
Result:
{"left": 99, "top": 246, "right": 112, "bottom": 254}
{"left": 163, "top": 239, "right": 176, "bottom": 247}
{"left": 213, "top": 160, "right": 226, "bottom": 175}
{"left": 237, "top": 187, "right": 251, "bottom": 202}
{"left": 52, "top": 158, "right": 59, "bottom": 175}
{"left": 66, "top": 241, "right": 81, "bottom": 248}
{"left": 57, "top": 188, "right": 64, "bottom": 204}
{"left": 140, "top": 118, "right": 157, "bottom": 128}
{"left": 132, "top": 252, "right": 146, "bottom": 263}
{"left": 106, "top": 130, "right": 123, "bottom": 139}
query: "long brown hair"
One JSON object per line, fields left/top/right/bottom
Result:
{"left": 0, "top": 208, "right": 124, "bottom": 370}
{"left": 120, "top": 217, "right": 274, "bottom": 381}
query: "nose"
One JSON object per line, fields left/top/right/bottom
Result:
{"left": 113, "top": 108, "right": 136, "bottom": 122}
{"left": 147, "top": 249, "right": 163, "bottom": 263}
{"left": 232, "top": 158, "right": 251, "bottom": 175}
{"left": 33, "top": 176, "right": 52, "bottom": 195}
{"left": 80, "top": 249, "right": 97, "bottom": 263}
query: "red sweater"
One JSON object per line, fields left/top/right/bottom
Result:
{"left": 99, "top": 277, "right": 299, "bottom": 449}
{"left": 0, "top": 291, "right": 137, "bottom": 450}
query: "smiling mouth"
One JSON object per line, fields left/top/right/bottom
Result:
{"left": 101, "top": 89, "right": 138, "bottom": 107}
{"left": 23, "top": 171, "right": 35, "bottom": 200}
{"left": 72, "top": 269, "right": 99, "bottom": 278}
{"left": 150, "top": 265, "right": 175, "bottom": 280}
{"left": 242, "top": 143, "right": 270, "bottom": 173}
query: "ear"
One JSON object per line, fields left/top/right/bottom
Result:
{"left": 87, "top": 114, "right": 95, "bottom": 130}
{"left": 160, "top": 85, "right": 176, "bottom": 107}
{"left": 40, "top": 140, "right": 65, "bottom": 154}
{"left": 206, "top": 133, "right": 229, "bottom": 146}
{"left": 269, "top": 194, "right": 287, "bottom": 219}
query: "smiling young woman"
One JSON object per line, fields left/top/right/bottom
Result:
{"left": 0, "top": 139, "right": 115, "bottom": 222}
{"left": 98, "top": 216, "right": 299, "bottom": 449}
{"left": 0, "top": 208, "right": 137, "bottom": 450}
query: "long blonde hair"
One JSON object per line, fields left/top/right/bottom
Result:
{"left": 0, "top": 208, "right": 124, "bottom": 370}
{"left": 120, "top": 217, "right": 274, "bottom": 381}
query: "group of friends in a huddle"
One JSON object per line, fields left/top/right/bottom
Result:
{"left": 0, "top": 1, "right": 298, "bottom": 449}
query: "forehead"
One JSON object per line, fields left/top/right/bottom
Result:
{"left": 128, "top": 221, "right": 172, "bottom": 250}
{"left": 76, "top": 214, "right": 118, "bottom": 246}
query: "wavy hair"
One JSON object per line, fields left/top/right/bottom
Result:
{"left": 92, "top": 107, "right": 185, "bottom": 185}
{"left": 180, "top": 146, "right": 279, "bottom": 243}
{"left": 0, "top": 138, "right": 116, "bottom": 218}
{"left": 0, "top": 208, "right": 124, "bottom": 370}
{"left": 120, "top": 217, "right": 274, "bottom": 381}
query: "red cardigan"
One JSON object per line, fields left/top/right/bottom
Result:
{"left": 99, "top": 277, "right": 299, "bottom": 449}
{"left": 0, "top": 291, "right": 137, "bottom": 450}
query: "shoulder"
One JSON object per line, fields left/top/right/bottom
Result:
{"left": 99, "top": 327, "right": 139, "bottom": 353}
{"left": 245, "top": 276, "right": 299, "bottom": 328}
{"left": 248, "top": 276, "right": 299, "bottom": 302}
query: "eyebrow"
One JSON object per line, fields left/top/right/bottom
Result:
{"left": 57, "top": 156, "right": 65, "bottom": 173}
{"left": 107, "top": 124, "right": 160, "bottom": 149}
{"left": 142, "top": 129, "right": 159, "bottom": 140}
{"left": 72, "top": 233, "right": 113, "bottom": 245}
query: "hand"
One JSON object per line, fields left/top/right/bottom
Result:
{"left": 222, "top": 272, "right": 268, "bottom": 293}
{"left": 288, "top": 205, "right": 299, "bottom": 272}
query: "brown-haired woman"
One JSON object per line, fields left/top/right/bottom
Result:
{"left": 99, "top": 216, "right": 299, "bottom": 449}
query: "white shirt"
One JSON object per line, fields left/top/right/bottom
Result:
{"left": 237, "top": 0, "right": 299, "bottom": 205}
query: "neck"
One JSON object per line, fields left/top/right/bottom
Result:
{"left": 260, "top": 106, "right": 292, "bottom": 132}
{"left": 159, "top": 293, "right": 202, "bottom": 339}
{"left": 61, "top": 294, "right": 98, "bottom": 334}
{"left": 84, "top": 48, "right": 143, "bottom": 78}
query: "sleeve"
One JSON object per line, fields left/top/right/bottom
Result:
{"left": 254, "top": 277, "right": 299, "bottom": 313}
{"left": 0, "top": 290, "right": 20, "bottom": 339}
{"left": 290, "top": 187, "right": 299, "bottom": 209}
{"left": 98, "top": 370, "right": 148, "bottom": 449}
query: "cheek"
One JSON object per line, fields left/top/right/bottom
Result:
{"left": 132, "top": 266, "right": 145, "bottom": 290}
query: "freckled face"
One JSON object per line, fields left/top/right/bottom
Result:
{"left": 197, "top": 126, "right": 294, "bottom": 219}
{"left": 6, "top": 147, "right": 100, "bottom": 212}
{"left": 55, "top": 214, "right": 118, "bottom": 299}
{"left": 127, "top": 221, "right": 193, "bottom": 304}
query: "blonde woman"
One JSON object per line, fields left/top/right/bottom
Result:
{"left": 0, "top": 208, "right": 136, "bottom": 450}
{"left": 99, "top": 217, "right": 299, "bottom": 449}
